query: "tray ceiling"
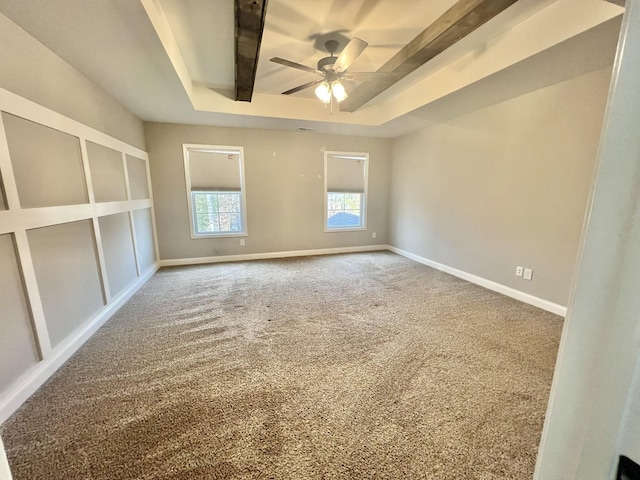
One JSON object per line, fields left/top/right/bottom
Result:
{"left": 0, "top": 0, "right": 625, "bottom": 137}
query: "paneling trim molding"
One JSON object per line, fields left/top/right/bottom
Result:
{"left": 0, "top": 113, "right": 20, "bottom": 210}
{"left": 0, "top": 85, "right": 159, "bottom": 427}
{"left": 0, "top": 88, "right": 146, "bottom": 159}
{"left": 0, "top": 199, "right": 154, "bottom": 235}
{"left": 388, "top": 246, "right": 567, "bottom": 316}
{"left": 12, "top": 230, "right": 51, "bottom": 358}
{"left": 0, "top": 263, "right": 159, "bottom": 425}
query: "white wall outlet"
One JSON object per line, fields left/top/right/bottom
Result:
{"left": 240, "top": 239, "right": 245, "bottom": 246}
{"left": 524, "top": 268, "right": 533, "bottom": 280}
{"left": 516, "top": 266, "right": 523, "bottom": 277}
{"left": 372, "top": 232, "right": 377, "bottom": 239}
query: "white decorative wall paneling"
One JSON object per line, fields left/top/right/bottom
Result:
{"left": 0, "top": 86, "right": 158, "bottom": 424}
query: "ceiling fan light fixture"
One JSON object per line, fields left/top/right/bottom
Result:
{"left": 331, "top": 80, "right": 348, "bottom": 102}
{"left": 273, "top": 38, "right": 372, "bottom": 107}
{"left": 315, "top": 81, "right": 331, "bottom": 104}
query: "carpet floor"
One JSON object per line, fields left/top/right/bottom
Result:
{"left": 1, "top": 252, "right": 563, "bottom": 479}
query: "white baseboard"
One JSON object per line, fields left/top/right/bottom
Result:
{"left": 387, "top": 246, "right": 567, "bottom": 317}
{"left": 163, "top": 245, "right": 566, "bottom": 316}
{"left": 0, "top": 437, "right": 11, "bottom": 480}
{"left": 160, "top": 244, "right": 388, "bottom": 267}
{"left": 0, "top": 263, "right": 159, "bottom": 425}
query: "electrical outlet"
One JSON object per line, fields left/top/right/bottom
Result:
{"left": 240, "top": 239, "right": 245, "bottom": 246}
{"left": 516, "top": 266, "right": 523, "bottom": 277}
{"left": 372, "top": 232, "right": 377, "bottom": 239}
{"left": 524, "top": 268, "right": 533, "bottom": 280}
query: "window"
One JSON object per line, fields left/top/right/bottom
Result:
{"left": 324, "top": 151, "right": 368, "bottom": 231}
{"left": 183, "top": 144, "right": 247, "bottom": 238}
{"left": 327, "top": 192, "right": 363, "bottom": 228}
{"left": 192, "top": 191, "right": 242, "bottom": 234}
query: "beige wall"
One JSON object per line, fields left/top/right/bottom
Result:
{"left": 620, "top": 369, "right": 640, "bottom": 464}
{"left": 0, "top": 234, "right": 39, "bottom": 392}
{"left": 27, "top": 220, "right": 106, "bottom": 347}
{"left": 98, "top": 213, "right": 138, "bottom": 298}
{"left": 389, "top": 67, "right": 612, "bottom": 306}
{"left": 3, "top": 112, "right": 88, "bottom": 208}
{"left": 145, "top": 123, "right": 391, "bottom": 260}
{"left": 0, "top": 13, "right": 144, "bottom": 150}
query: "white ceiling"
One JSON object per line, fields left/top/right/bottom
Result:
{"left": 255, "top": 0, "right": 459, "bottom": 98}
{"left": 159, "top": 0, "right": 235, "bottom": 92}
{"left": 0, "top": 0, "right": 625, "bottom": 138}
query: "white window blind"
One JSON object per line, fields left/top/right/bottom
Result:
{"left": 326, "top": 154, "right": 365, "bottom": 193}
{"left": 188, "top": 150, "right": 241, "bottom": 192}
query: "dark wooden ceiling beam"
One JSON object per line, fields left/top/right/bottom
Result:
{"left": 340, "top": 0, "right": 519, "bottom": 112}
{"left": 235, "top": 0, "right": 269, "bottom": 102}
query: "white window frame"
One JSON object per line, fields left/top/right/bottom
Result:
{"left": 183, "top": 144, "right": 248, "bottom": 239}
{"left": 323, "top": 151, "right": 368, "bottom": 232}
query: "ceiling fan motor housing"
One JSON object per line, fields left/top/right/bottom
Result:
{"left": 318, "top": 39, "right": 340, "bottom": 72}
{"left": 317, "top": 56, "right": 338, "bottom": 72}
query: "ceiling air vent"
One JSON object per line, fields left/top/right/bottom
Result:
{"left": 297, "top": 127, "right": 313, "bottom": 132}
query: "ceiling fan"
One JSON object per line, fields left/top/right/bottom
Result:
{"left": 270, "top": 38, "right": 397, "bottom": 104}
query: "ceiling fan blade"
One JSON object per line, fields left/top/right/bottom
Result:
{"left": 270, "top": 57, "right": 319, "bottom": 74}
{"left": 342, "top": 72, "right": 401, "bottom": 81}
{"left": 282, "top": 79, "right": 323, "bottom": 95}
{"left": 333, "top": 37, "right": 368, "bottom": 72}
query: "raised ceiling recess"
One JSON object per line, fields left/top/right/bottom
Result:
{"left": 340, "top": 0, "right": 519, "bottom": 112}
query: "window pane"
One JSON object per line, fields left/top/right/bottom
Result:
{"left": 228, "top": 212, "right": 242, "bottom": 231}
{"left": 218, "top": 193, "right": 240, "bottom": 213}
{"left": 230, "top": 194, "right": 241, "bottom": 212}
{"left": 192, "top": 191, "right": 244, "bottom": 234}
{"left": 213, "top": 212, "right": 239, "bottom": 232}
{"left": 194, "top": 194, "right": 211, "bottom": 214}
{"left": 328, "top": 193, "right": 344, "bottom": 211}
{"left": 218, "top": 213, "right": 231, "bottom": 231}
{"left": 207, "top": 194, "right": 219, "bottom": 213}
{"left": 196, "top": 212, "right": 219, "bottom": 233}
{"left": 344, "top": 193, "right": 361, "bottom": 210}
{"left": 326, "top": 192, "right": 362, "bottom": 228}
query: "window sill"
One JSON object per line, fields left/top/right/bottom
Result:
{"left": 190, "top": 232, "right": 248, "bottom": 239}
{"left": 324, "top": 227, "right": 366, "bottom": 233}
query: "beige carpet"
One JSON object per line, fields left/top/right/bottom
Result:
{"left": 1, "top": 252, "right": 562, "bottom": 479}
